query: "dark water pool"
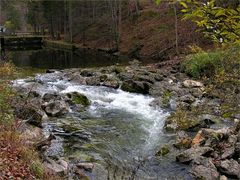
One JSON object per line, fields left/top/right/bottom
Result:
{"left": 1, "top": 45, "right": 158, "bottom": 69}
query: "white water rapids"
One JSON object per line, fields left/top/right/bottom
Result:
{"left": 61, "top": 84, "right": 170, "bottom": 152}
{"left": 14, "top": 74, "right": 192, "bottom": 180}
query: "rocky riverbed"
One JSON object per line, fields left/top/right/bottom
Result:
{"left": 12, "top": 61, "right": 240, "bottom": 179}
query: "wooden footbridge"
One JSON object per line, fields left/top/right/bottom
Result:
{"left": 0, "top": 32, "right": 47, "bottom": 48}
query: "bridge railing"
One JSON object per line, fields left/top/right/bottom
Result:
{"left": 0, "top": 31, "right": 47, "bottom": 37}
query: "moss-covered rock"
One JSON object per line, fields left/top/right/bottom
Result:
{"left": 15, "top": 105, "right": 43, "bottom": 127}
{"left": 164, "top": 110, "right": 209, "bottom": 132}
{"left": 155, "top": 145, "right": 170, "bottom": 156}
{"left": 68, "top": 92, "right": 90, "bottom": 106}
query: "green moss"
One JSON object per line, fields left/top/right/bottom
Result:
{"left": 70, "top": 92, "right": 90, "bottom": 106}
{"left": 165, "top": 109, "right": 206, "bottom": 132}
{"left": 30, "top": 160, "right": 44, "bottom": 179}
{"left": 114, "top": 66, "right": 124, "bottom": 74}
{"left": 162, "top": 90, "right": 172, "bottom": 108}
{"left": 222, "top": 112, "right": 232, "bottom": 118}
{"left": 155, "top": 145, "right": 170, "bottom": 156}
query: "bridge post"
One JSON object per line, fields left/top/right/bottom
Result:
{"left": 0, "top": 37, "right": 4, "bottom": 48}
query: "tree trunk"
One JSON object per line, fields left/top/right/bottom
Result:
{"left": 68, "top": 0, "right": 73, "bottom": 43}
{"left": 173, "top": 5, "right": 179, "bottom": 55}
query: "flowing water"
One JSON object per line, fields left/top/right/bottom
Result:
{"left": 9, "top": 47, "right": 191, "bottom": 179}
{"left": 14, "top": 74, "right": 191, "bottom": 180}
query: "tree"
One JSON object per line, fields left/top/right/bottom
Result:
{"left": 3, "top": 2, "right": 20, "bottom": 33}
{"left": 179, "top": 0, "right": 240, "bottom": 43}
{"left": 155, "top": 0, "right": 180, "bottom": 55}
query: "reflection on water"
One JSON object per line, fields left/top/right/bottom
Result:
{"left": 1, "top": 45, "right": 157, "bottom": 69}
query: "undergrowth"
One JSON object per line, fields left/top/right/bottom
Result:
{"left": 0, "top": 62, "right": 60, "bottom": 179}
{"left": 181, "top": 44, "right": 240, "bottom": 82}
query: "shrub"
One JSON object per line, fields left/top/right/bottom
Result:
{"left": 181, "top": 51, "right": 222, "bottom": 78}
{"left": 181, "top": 44, "right": 240, "bottom": 80}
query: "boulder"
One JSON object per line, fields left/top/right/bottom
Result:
{"left": 44, "top": 158, "right": 68, "bottom": 176}
{"left": 43, "top": 100, "right": 69, "bottom": 117}
{"left": 80, "top": 69, "right": 95, "bottom": 77}
{"left": 67, "top": 92, "right": 90, "bottom": 106}
{"left": 192, "top": 128, "right": 233, "bottom": 147}
{"left": 86, "top": 77, "right": 101, "bottom": 86}
{"left": 74, "top": 169, "right": 90, "bottom": 179}
{"left": 179, "top": 94, "right": 195, "bottom": 104}
{"left": 234, "top": 142, "right": 240, "bottom": 159}
{"left": 76, "top": 162, "right": 94, "bottom": 172}
{"left": 176, "top": 147, "right": 213, "bottom": 163}
{"left": 133, "top": 74, "right": 155, "bottom": 84}
{"left": 164, "top": 114, "right": 209, "bottom": 132}
{"left": 221, "top": 147, "right": 235, "bottom": 159}
{"left": 69, "top": 74, "right": 87, "bottom": 85}
{"left": 42, "top": 92, "right": 62, "bottom": 102}
{"left": 218, "top": 159, "right": 240, "bottom": 178}
{"left": 219, "top": 175, "right": 228, "bottom": 180}
{"left": 174, "top": 131, "right": 192, "bottom": 149}
{"left": 101, "top": 77, "right": 119, "bottom": 88}
{"left": 21, "top": 125, "right": 43, "bottom": 144}
{"left": 183, "top": 80, "right": 203, "bottom": 88}
{"left": 15, "top": 105, "right": 44, "bottom": 127}
{"left": 191, "top": 165, "right": 219, "bottom": 180}
{"left": 121, "top": 80, "right": 150, "bottom": 94}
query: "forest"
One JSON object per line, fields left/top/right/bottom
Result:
{"left": 0, "top": 0, "right": 240, "bottom": 179}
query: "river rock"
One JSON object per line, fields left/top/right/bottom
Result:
{"left": 192, "top": 128, "right": 233, "bottom": 147}
{"left": 191, "top": 165, "right": 219, "bottom": 180}
{"left": 76, "top": 162, "right": 94, "bottom": 172}
{"left": 235, "top": 142, "right": 240, "bottom": 159}
{"left": 118, "top": 72, "right": 134, "bottom": 81}
{"left": 15, "top": 105, "right": 44, "bottom": 127}
{"left": 190, "top": 156, "right": 220, "bottom": 179}
{"left": 80, "top": 69, "right": 95, "bottom": 77}
{"left": 179, "top": 94, "right": 195, "bottom": 104}
{"left": 69, "top": 74, "right": 87, "bottom": 85}
{"left": 86, "top": 76, "right": 101, "bottom": 86}
{"left": 174, "top": 131, "right": 192, "bottom": 149}
{"left": 21, "top": 125, "right": 43, "bottom": 144}
{"left": 43, "top": 100, "right": 69, "bottom": 117}
{"left": 183, "top": 80, "right": 203, "bottom": 88}
{"left": 101, "top": 77, "right": 119, "bottom": 88}
{"left": 67, "top": 92, "right": 90, "bottom": 106}
{"left": 46, "top": 69, "right": 58, "bottom": 73}
{"left": 219, "top": 175, "right": 228, "bottom": 180}
{"left": 133, "top": 74, "right": 155, "bottom": 84}
{"left": 218, "top": 159, "right": 240, "bottom": 178}
{"left": 155, "top": 145, "right": 170, "bottom": 156}
{"left": 42, "top": 92, "right": 62, "bottom": 102}
{"left": 164, "top": 114, "right": 209, "bottom": 132}
{"left": 44, "top": 158, "right": 68, "bottom": 175}
{"left": 121, "top": 80, "right": 150, "bottom": 94}
{"left": 221, "top": 147, "right": 235, "bottom": 159}
{"left": 176, "top": 147, "right": 213, "bottom": 163}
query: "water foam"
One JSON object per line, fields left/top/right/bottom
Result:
{"left": 60, "top": 83, "right": 169, "bottom": 152}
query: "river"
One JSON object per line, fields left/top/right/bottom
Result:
{"left": 10, "top": 46, "right": 191, "bottom": 179}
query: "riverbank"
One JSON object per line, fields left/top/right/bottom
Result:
{"left": 0, "top": 63, "right": 62, "bottom": 179}
{"left": 10, "top": 43, "right": 240, "bottom": 179}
